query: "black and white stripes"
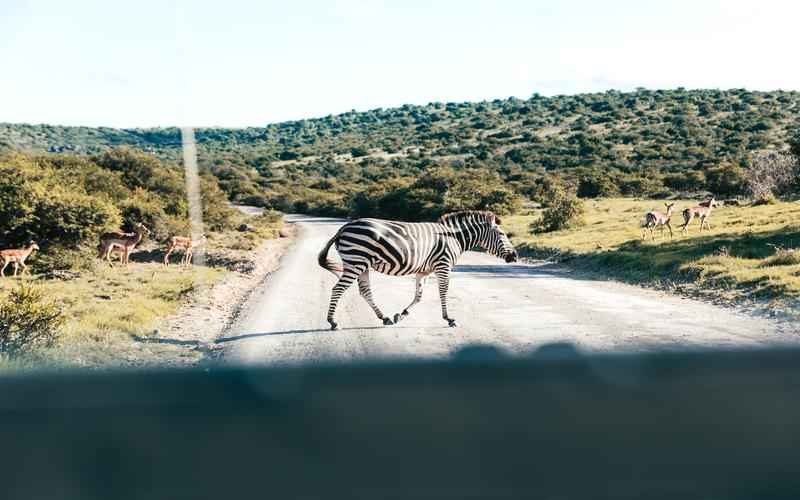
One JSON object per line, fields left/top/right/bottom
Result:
{"left": 318, "top": 211, "right": 517, "bottom": 330}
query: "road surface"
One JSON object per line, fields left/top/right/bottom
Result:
{"left": 222, "top": 215, "right": 797, "bottom": 365}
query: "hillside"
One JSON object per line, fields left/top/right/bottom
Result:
{"left": 2, "top": 88, "right": 799, "bottom": 216}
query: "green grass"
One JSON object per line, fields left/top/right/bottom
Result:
{"left": 0, "top": 263, "right": 223, "bottom": 368}
{"left": 0, "top": 214, "right": 285, "bottom": 370}
{"left": 507, "top": 198, "right": 800, "bottom": 303}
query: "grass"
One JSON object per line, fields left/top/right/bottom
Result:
{"left": 0, "top": 262, "right": 224, "bottom": 369}
{"left": 506, "top": 198, "right": 800, "bottom": 304}
{"left": 0, "top": 212, "right": 285, "bottom": 370}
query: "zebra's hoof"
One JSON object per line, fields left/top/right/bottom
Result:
{"left": 393, "top": 313, "right": 402, "bottom": 324}
{"left": 382, "top": 317, "right": 394, "bottom": 326}
{"left": 447, "top": 319, "right": 458, "bottom": 328}
{"left": 329, "top": 322, "right": 338, "bottom": 331}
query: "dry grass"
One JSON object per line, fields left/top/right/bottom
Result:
{"left": 0, "top": 263, "right": 224, "bottom": 368}
{"left": 0, "top": 213, "right": 285, "bottom": 369}
{"left": 506, "top": 198, "right": 800, "bottom": 302}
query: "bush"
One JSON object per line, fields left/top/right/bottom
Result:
{"left": 532, "top": 186, "right": 585, "bottom": 233}
{"left": 577, "top": 173, "right": 619, "bottom": 198}
{"left": 200, "top": 176, "right": 238, "bottom": 231}
{"left": 34, "top": 245, "right": 99, "bottom": 273}
{"left": 705, "top": 163, "right": 745, "bottom": 196}
{"left": 118, "top": 189, "right": 178, "bottom": 241}
{"left": 0, "top": 285, "right": 63, "bottom": 356}
{"left": 746, "top": 150, "right": 799, "bottom": 203}
{"left": 0, "top": 156, "right": 122, "bottom": 250}
{"left": 663, "top": 170, "right": 706, "bottom": 192}
{"left": 94, "top": 148, "right": 184, "bottom": 199}
{"left": 348, "top": 167, "right": 521, "bottom": 221}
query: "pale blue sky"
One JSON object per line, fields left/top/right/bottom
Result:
{"left": 2, "top": 0, "right": 798, "bottom": 128}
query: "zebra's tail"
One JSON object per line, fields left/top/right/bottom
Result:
{"left": 318, "top": 230, "right": 344, "bottom": 277}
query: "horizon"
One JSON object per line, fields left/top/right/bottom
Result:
{"left": 3, "top": 85, "right": 798, "bottom": 131}
{"left": 3, "top": 0, "right": 799, "bottom": 128}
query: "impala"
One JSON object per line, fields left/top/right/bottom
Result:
{"left": 0, "top": 241, "right": 40, "bottom": 278}
{"left": 641, "top": 202, "right": 676, "bottom": 240}
{"left": 163, "top": 234, "right": 207, "bottom": 266}
{"left": 680, "top": 197, "right": 717, "bottom": 235}
{"left": 98, "top": 223, "right": 150, "bottom": 266}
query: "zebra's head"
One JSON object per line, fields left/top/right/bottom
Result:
{"left": 439, "top": 211, "right": 518, "bottom": 263}
{"left": 486, "top": 215, "right": 518, "bottom": 263}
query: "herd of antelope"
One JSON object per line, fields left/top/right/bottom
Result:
{"left": 641, "top": 196, "right": 719, "bottom": 241}
{"left": 0, "top": 223, "right": 206, "bottom": 278}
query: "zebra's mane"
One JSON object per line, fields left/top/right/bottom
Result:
{"left": 437, "top": 210, "right": 499, "bottom": 226}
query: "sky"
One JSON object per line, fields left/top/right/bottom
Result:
{"left": 2, "top": 0, "right": 798, "bottom": 128}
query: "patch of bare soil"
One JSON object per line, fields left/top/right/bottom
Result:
{"left": 136, "top": 226, "right": 296, "bottom": 366}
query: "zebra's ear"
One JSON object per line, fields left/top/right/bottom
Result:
{"left": 494, "top": 214, "right": 502, "bottom": 226}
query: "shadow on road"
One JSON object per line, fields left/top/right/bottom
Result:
{"left": 133, "top": 335, "right": 200, "bottom": 347}
{"left": 217, "top": 325, "right": 415, "bottom": 343}
{"left": 453, "top": 263, "right": 576, "bottom": 279}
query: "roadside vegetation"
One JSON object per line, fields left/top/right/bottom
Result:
{"left": 507, "top": 198, "right": 800, "bottom": 305}
{"left": 0, "top": 149, "right": 284, "bottom": 369}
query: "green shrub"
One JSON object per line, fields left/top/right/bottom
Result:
{"left": 705, "top": 163, "right": 746, "bottom": 196}
{"left": 0, "top": 285, "right": 64, "bottom": 356}
{"left": 577, "top": 172, "right": 619, "bottom": 198}
{"left": 200, "top": 176, "right": 237, "bottom": 231}
{"left": 0, "top": 156, "right": 121, "bottom": 249}
{"left": 34, "top": 245, "right": 99, "bottom": 273}
{"left": 532, "top": 187, "right": 586, "bottom": 233}
{"left": 118, "top": 189, "right": 178, "bottom": 240}
{"left": 350, "top": 167, "right": 522, "bottom": 221}
{"left": 663, "top": 171, "right": 706, "bottom": 192}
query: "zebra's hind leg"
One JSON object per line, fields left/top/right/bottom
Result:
{"left": 435, "top": 267, "right": 457, "bottom": 327}
{"left": 357, "top": 270, "right": 393, "bottom": 326}
{"left": 327, "top": 263, "right": 364, "bottom": 330}
{"left": 394, "top": 273, "right": 427, "bottom": 324}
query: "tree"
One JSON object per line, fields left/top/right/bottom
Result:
{"left": 745, "top": 150, "right": 799, "bottom": 203}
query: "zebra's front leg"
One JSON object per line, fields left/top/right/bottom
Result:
{"left": 326, "top": 264, "right": 363, "bottom": 330}
{"left": 357, "top": 271, "right": 393, "bottom": 326}
{"left": 435, "top": 268, "right": 457, "bottom": 327}
{"left": 394, "top": 273, "right": 427, "bottom": 324}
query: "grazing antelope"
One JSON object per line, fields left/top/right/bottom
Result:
{"left": 318, "top": 210, "right": 517, "bottom": 330}
{"left": 641, "top": 202, "right": 676, "bottom": 240}
{"left": 98, "top": 223, "right": 150, "bottom": 266}
{"left": 0, "top": 242, "right": 40, "bottom": 278}
{"left": 163, "top": 234, "right": 207, "bottom": 266}
{"left": 680, "top": 197, "right": 717, "bottom": 235}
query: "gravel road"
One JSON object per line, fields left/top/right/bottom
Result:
{"left": 221, "top": 215, "right": 798, "bottom": 365}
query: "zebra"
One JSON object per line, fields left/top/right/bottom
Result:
{"left": 317, "top": 210, "right": 518, "bottom": 330}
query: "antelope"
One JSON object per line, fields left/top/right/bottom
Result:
{"left": 163, "top": 234, "right": 207, "bottom": 266}
{"left": 0, "top": 242, "right": 40, "bottom": 278}
{"left": 680, "top": 197, "right": 717, "bottom": 235}
{"left": 641, "top": 202, "right": 676, "bottom": 240}
{"left": 98, "top": 223, "right": 150, "bottom": 266}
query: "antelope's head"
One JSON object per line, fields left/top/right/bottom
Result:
{"left": 665, "top": 202, "right": 676, "bottom": 213}
{"left": 135, "top": 222, "right": 151, "bottom": 236}
{"left": 29, "top": 241, "right": 40, "bottom": 251}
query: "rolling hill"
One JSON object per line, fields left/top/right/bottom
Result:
{"left": 2, "top": 88, "right": 799, "bottom": 216}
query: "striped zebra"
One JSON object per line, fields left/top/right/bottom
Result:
{"left": 317, "top": 210, "right": 518, "bottom": 330}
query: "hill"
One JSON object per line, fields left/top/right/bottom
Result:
{"left": 2, "top": 88, "right": 799, "bottom": 217}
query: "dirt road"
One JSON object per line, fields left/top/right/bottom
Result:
{"left": 221, "top": 216, "right": 797, "bottom": 365}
